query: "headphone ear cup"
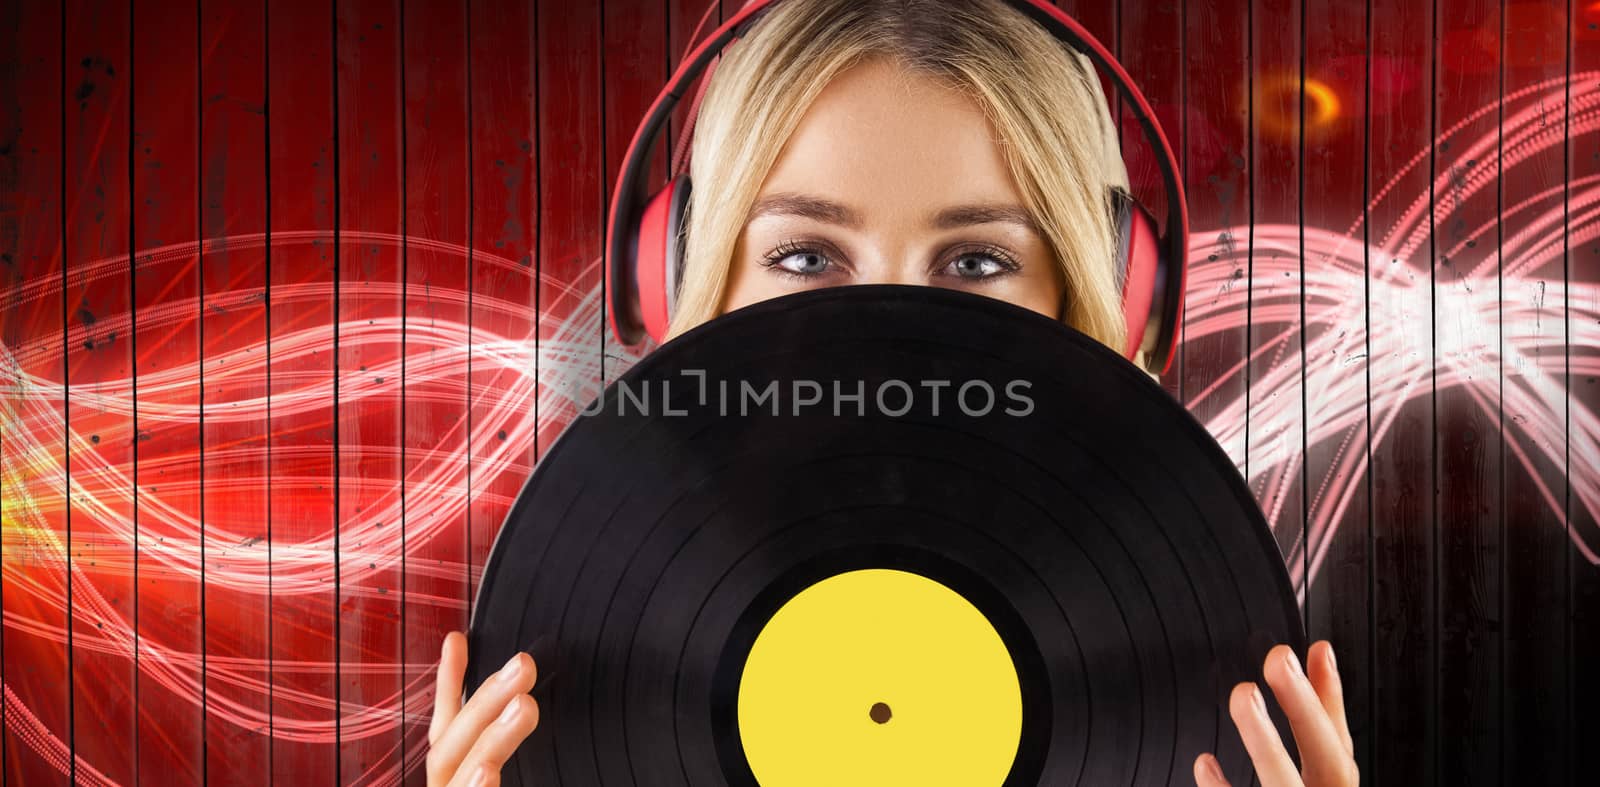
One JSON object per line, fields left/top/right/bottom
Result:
{"left": 633, "top": 174, "right": 693, "bottom": 344}
{"left": 1114, "top": 192, "right": 1163, "bottom": 362}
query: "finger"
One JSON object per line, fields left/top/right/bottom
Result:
{"left": 1261, "top": 644, "right": 1357, "bottom": 785}
{"left": 1192, "top": 752, "right": 1232, "bottom": 787}
{"left": 428, "top": 651, "right": 538, "bottom": 785}
{"left": 1305, "top": 640, "right": 1353, "bottom": 757}
{"left": 456, "top": 766, "right": 498, "bottom": 787}
{"left": 447, "top": 693, "right": 541, "bottom": 787}
{"left": 445, "top": 761, "right": 500, "bottom": 787}
{"left": 430, "top": 631, "right": 469, "bottom": 747}
{"left": 1228, "top": 681, "right": 1301, "bottom": 787}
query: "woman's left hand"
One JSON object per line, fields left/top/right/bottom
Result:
{"left": 1192, "top": 640, "right": 1358, "bottom": 787}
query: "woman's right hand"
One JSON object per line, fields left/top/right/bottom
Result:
{"left": 426, "top": 631, "right": 541, "bottom": 786}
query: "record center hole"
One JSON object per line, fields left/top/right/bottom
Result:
{"left": 869, "top": 702, "right": 892, "bottom": 724}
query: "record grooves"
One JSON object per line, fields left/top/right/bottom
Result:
{"left": 466, "top": 284, "right": 1304, "bottom": 786}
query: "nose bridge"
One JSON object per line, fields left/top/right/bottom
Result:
{"left": 854, "top": 233, "right": 926, "bottom": 285}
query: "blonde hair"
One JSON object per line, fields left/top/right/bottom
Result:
{"left": 666, "top": 0, "right": 1135, "bottom": 366}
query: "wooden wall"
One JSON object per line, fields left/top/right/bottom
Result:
{"left": 0, "top": 0, "right": 1593, "bottom": 784}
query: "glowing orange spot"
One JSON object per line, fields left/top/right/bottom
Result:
{"left": 1252, "top": 74, "right": 1342, "bottom": 139}
{"left": 1303, "top": 79, "right": 1341, "bottom": 128}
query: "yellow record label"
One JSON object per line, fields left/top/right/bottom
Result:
{"left": 737, "top": 568, "right": 1022, "bottom": 785}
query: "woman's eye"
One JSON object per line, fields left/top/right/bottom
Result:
{"left": 943, "top": 252, "right": 1011, "bottom": 279}
{"left": 764, "top": 247, "right": 833, "bottom": 277}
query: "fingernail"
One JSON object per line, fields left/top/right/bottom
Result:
{"left": 497, "top": 696, "right": 522, "bottom": 725}
{"left": 468, "top": 764, "right": 489, "bottom": 787}
{"left": 498, "top": 653, "right": 523, "bottom": 684}
{"left": 1251, "top": 684, "right": 1268, "bottom": 717}
{"left": 1283, "top": 648, "right": 1303, "bottom": 681}
{"left": 1202, "top": 754, "right": 1225, "bottom": 782}
{"left": 1324, "top": 644, "right": 1338, "bottom": 675}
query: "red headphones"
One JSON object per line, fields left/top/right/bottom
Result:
{"left": 605, "top": 0, "right": 1190, "bottom": 375}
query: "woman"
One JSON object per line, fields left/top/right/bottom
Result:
{"left": 426, "top": 1, "right": 1358, "bottom": 785}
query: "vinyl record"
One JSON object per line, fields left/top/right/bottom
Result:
{"left": 466, "top": 284, "right": 1304, "bottom": 786}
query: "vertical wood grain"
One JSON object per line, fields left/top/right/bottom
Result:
{"left": 2, "top": 2, "right": 1598, "bottom": 783}
{"left": 199, "top": 0, "right": 272, "bottom": 778}
{"left": 401, "top": 0, "right": 471, "bottom": 782}
{"left": 668, "top": 0, "right": 715, "bottom": 162}
{"left": 467, "top": 0, "right": 537, "bottom": 607}
{"left": 63, "top": 0, "right": 135, "bottom": 781}
{"left": 130, "top": 0, "right": 206, "bottom": 781}
{"left": 534, "top": 0, "right": 605, "bottom": 455}
{"left": 1302, "top": 0, "right": 1373, "bottom": 769}
{"left": 336, "top": 0, "right": 405, "bottom": 780}
{"left": 602, "top": 0, "right": 670, "bottom": 384}
{"left": 1179, "top": 0, "right": 1251, "bottom": 513}
{"left": 1120, "top": 0, "right": 1183, "bottom": 401}
{"left": 1181, "top": 0, "right": 1256, "bottom": 775}
{"left": 1567, "top": 3, "right": 1599, "bottom": 782}
{"left": 266, "top": 0, "right": 339, "bottom": 781}
{"left": 1432, "top": 0, "right": 1504, "bottom": 781}
{"left": 530, "top": 0, "right": 609, "bottom": 776}
{"left": 1249, "top": 0, "right": 1307, "bottom": 595}
{"left": 0, "top": 1, "right": 69, "bottom": 782}
{"left": 1368, "top": 0, "right": 1438, "bottom": 781}
{"left": 1499, "top": 0, "right": 1570, "bottom": 780}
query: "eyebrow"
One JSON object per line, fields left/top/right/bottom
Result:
{"left": 748, "top": 193, "right": 865, "bottom": 229}
{"left": 931, "top": 203, "right": 1040, "bottom": 233}
{"left": 747, "top": 191, "right": 1039, "bottom": 233}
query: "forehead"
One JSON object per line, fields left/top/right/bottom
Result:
{"left": 756, "top": 58, "right": 1025, "bottom": 218}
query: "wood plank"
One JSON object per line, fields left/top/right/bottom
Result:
{"left": 130, "top": 0, "right": 206, "bottom": 781}
{"left": 0, "top": 2, "right": 1593, "bottom": 781}
{"left": 467, "top": 0, "right": 537, "bottom": 609}
{"left": 1120, "top": 0, "right": 1183, "bottom": 400}
{"left": 1567, "top": 5, "right": 1600, "bottom": 784}
{"left": 603, "top": 0, "right": 670, "bottom": 383}
{"left": 534, "top": 2, "right": 603, "bottom": 777}
{"left": 1432, "top": 0, "right": 1504, "bottom": 782}
{"left": 535, "top": 0, "right": 605, "bottom": 455}
{"left": 668, "top": 0, "right": 716, "bottom": 162}
{"left": 199, "top": 0, "right": 272, "bottom": 778}
{"left": 62, "top": 0, "right": 136, "bottom": 781}
{"left": 0, "top": 1, "right": 71, "bottom": 783}
{"left": 1497, "top": 0, "right": 1571, "bottom": 780}
{"left": 266, "top": 0, "right": 339, "bottom": 781}
{"left": 401, "top": 0, "right": 470, "bottom": 783}
{"left": 1178, "top": 0, "right": 1251, "bottom": 519}
{"left": 1052, "top": 0, "right": 1116, "bottom": 59}
{"left": 1302, "top": 0, "right": 1373, "bottom": 771}
{"left": 1368, "top": 0, "right": 1438, "bottom": 780}
{"left": 1249, "top": 0, "right": 1307, "bottom": 598}
{"left": 336, "top": 0, "right": 406, "bottom": 780}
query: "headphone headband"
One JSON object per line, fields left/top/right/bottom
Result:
{"left": 605, "top": 0, "right": 1190, "bottom": 374}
